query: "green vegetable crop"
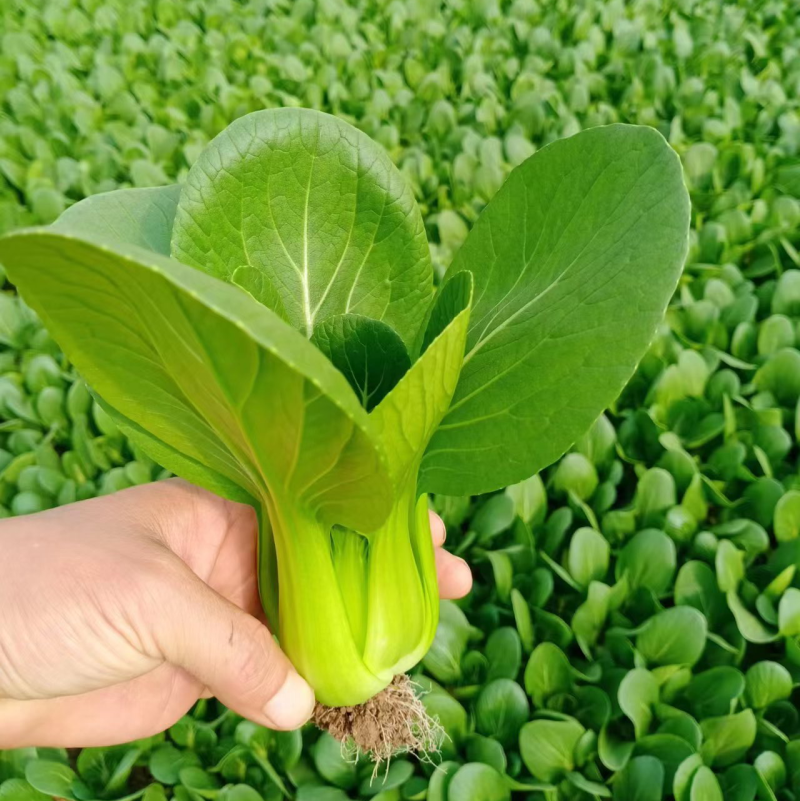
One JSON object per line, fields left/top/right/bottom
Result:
{"left": 0, "top": 110, "right": 689, "bottom": 707}
{"left": 4, "top": 0, "right": 800, "bottom": 798}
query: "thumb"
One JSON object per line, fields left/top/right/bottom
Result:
{"left": 150, "top": 561, "right": 315, "bottom": 730}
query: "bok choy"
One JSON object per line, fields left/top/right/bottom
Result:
{"left": 0, "top": 109, "right": 690, "bottom": 710}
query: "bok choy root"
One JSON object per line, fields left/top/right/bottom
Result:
{"left": 0, "top": 109, "right": 690, "bottom": 756}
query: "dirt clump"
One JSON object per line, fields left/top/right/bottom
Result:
{"left": 313, "top": 674, "right": 443, "bottom": 766}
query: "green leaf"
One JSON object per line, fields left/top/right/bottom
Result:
{"left": 684, "top": 667, "right": 745, "bottom": 718}
{"left": 719, "top": 765, "right": 758, "bottom": 801}
{"left": 599, "top": 723, "right": 636, "bottom": 772}
{"left": 573, "top": 580, "right": 616, "bottom": 657}
{"left": 754, "top": 349, "right": 800, "bottom": 407}
{"left": 311, "top": 313, "right": 411, "bottom": 411}
{"left": 715, "top": 540, "right": 745, "bottom": 593}
{"left": 0, "top": 779, "right": 50, "bottom": 801}
{"left": 744, "top": 661, "right": 792, "bottom": 709}
{"left": 700, "top": 710, "right": 757, "bottom": 767}
{"left": 483, "top": 550, "right": 513, "bottom": 601}
{"left": 369, "top": 271, "right": 471, "bottom": 486}
{"left": 222, "top": 787, "right": 265, "bottom": 801}
{"left": 553, "top": 453, "right": 599, "bottom": 500}
{"left": 76, "top": 747, "right": 115, "bottom": 792}
{"left": 474, "top": 679, "right": 529, "bottom": 747}
{"left": 417, "top": 267, "right": 475, "bottom": 358}
{"left": 778, "top": 586, "right": 800, "bottom": 636}
{"left": 360, "top": 761, "right": 413, "bottom": 796}
{"left": 178, "top": 767, "right": 219, "bottom": 798}
{"left": 519, "top": 718, "right": 586, "bottom": 782}
{"left": 422, "top": 124, "right": 690, "bottom": 495}
{"left": 272, "top": 729, "right": 302, "bottom": 774}
{"left": 173, "top": 718, "right": 216, "bottom": 751}
{"left": 52, "top": 185, "right": 181, "bottom": 255}
{"left": 511, "top": 588, "right": 535, "bottom": 653}
{"left": 524, "top": 642, "right": 573, "bottom": 707}
{"left": 428, "top": 762, "right": 459, "bottom": 801}
{"left": 422, "top": 689, "right": 468, "bottom": 761}
{"left": 471, "top": 494, "right": 516, "bottom": 541}
{"left": 171, "top": 108, "right": 433, "bottom": 345}
{"left": 617, "top": 528, "right": 677, "bottom": 595}
{"left": 614, "top": 755, "right": 664, "bottom": 801}
{"left": 446, "top": 763, "right": 509, "bottom": 801}
{"left": 568, "top": 772, "right": 612, "bottom": 797}
{"left": 24, "top": 761, "right": 77, "bottom": 799}
{"left": 683, "top": 474, "right": 709, "bottom": 524}
{"left": 505, "top": 474, "right": 547, "bottom": 527}
{"left": 1, "top": 229, "right": 390, "bottom": 521}
{"left": 575, "top": 413, "right": 617, "bottom": 470}
{"left": 76, "top": 746, "right": 140, "bottom": 795}
{"left": 531, "top": 606, "right": 574, "bottom": 649}
{"left": 636, "top": 607, "right": 708, "bottom": 666}
{"left": 465, "top": 735, "right": 507, "bottom": 774}
{"left": 422, "top": 600, "right": 471, "bottom": 685}
{"left": 689, "top": 767, "right": 723, "bottom": 801}
{"left": 106, "top": 752, "right": 142, "bottom": 795}
{"left": 485, "top": 627, "right": 522, "bottom": 681}
{"left": 674, "top": 561, "right": 727, "bottom": 628}
{"left": 655, "top": 666, "right": 693, "bottom": 698}
{"left": 754, "top": 751, "right": 786, "bottom": 794}
{"left": 568, "top": 526, "right": 610, "bottom": 587}
{"left": 0, "top": 228, "right": 397, "bottom": 704}
{"left": 726, "top": 591, "right": 778, "bottom": 643}
{"left": 674, "top": 754, "right": 704, "bottom": 801}
{"left": 230, "top": 266, "right": 288, "bottom": 322}
{"left": 312, "top": 734, "right": 357, "bottom": 790}
{"left": 635, "top": 468, "right": 678, "bottom": 524}
{"left": 149, "top": 746, "right": 200, "bottom": 786}
{"left": 92, "top": 395, "right": 254, "bottom": 507}
{"left": 619, "top": 669, "right": 660, "bottom": 740}
{"left": 764, "top": 565, "right": 795, "bottom": 599}
{"left": 633, "top": 734, "right": 695, "bottom": 789}
{"left": 774, "top": 490, "right": 800, "bottom": 541}
{"left": 742, "top": 478, "right": 785, "bottom": 529}
{"left": 575, "top": 686, "right": 613, "bottom": 731}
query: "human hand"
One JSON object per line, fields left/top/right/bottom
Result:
{"left": 0, "top": 479, "right": 471, "bottom": 748}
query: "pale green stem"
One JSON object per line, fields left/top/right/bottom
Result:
{"left": 258, "top": 485, "right": 439, "bottom": 708}
{"left": 263, "top": 494, "right": 387, "bottom": 707}
{"left": 362, "top": 487, "right": 439, "bottom": 678}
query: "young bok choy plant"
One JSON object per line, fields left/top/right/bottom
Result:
{"left": 0, "top": 109, "right": 689, "bottom": 747}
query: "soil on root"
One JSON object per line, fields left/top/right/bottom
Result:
{"left": 313, "top": 674, "right": 443, "bottom": 766}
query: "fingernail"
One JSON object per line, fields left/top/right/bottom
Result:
{"left": 263, "top": 671, "right": 315, "bottom": 730}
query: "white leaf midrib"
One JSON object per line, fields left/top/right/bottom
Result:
{"left": 302, "top": 142, "right": 318, "bottom": 337}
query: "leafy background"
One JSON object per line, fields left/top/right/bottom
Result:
{"left": 2, "top": 0, "right": 800, "bottom": 799}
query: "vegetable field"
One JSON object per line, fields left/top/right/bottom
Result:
{"left": 1, "top": 0, "right": 800, "bottom": 800}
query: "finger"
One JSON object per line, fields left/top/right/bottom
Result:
{"left": 151, "top": 559, "right": 315, "bottom": 731}
{"left": 435, "top": 548, "right": 472, "bottom": 599}
{"left": 428, "top": 511, "right": 446, "bottom": 547}
{"left": 0, "top": 664, "right": 202, "bottom": 748}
